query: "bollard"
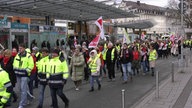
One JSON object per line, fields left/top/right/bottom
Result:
{"left": 156, "top": 71, "right": 159, "bottom": 98}
{"left": 172, "top": 62, "right": 174, "bottom": 82}
{"left": 122, "top": 89, "right": 125, "bottom": 108}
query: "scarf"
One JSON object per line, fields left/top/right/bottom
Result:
{"left": 3, "top": 56, "right": 10, "bottom": 66}
{"left": 12, "top": 52, "right": 17, "bottom": 57}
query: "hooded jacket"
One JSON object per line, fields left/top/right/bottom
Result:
{"left": 87, "top": 50, "right": 101, "bottom": 76}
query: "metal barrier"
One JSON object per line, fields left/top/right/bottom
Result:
{"left": 172, "top": 62, "right": 175, "bottom": 82}
{"left": 122, "top": 89, "right": 125, "bottom": 108}
{"left": 156, "top": 71, "right": 159, "bottom": 98}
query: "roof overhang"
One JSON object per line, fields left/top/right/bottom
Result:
{"left": 115, "top": 19, "right": 157, "bottom": 29}
{"left": 0, "top": 0, "right": 136, "bottom": 21}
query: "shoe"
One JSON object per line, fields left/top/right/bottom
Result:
{"left": 65, "top": 103, "right": 69, "bottom": 108}
{"left": 89, "top": 87, "right": 94, "bottom": 92}
{"left": 18, "top": 106, "right": 24, "bottom": 108}
{"left": 75, "top": 88, "right": 79, "bottom": 91}
{"left": 122, "top": 81, "right": 127, "bottom": 84}
{"left": 98, "top": 84, "right": 101, "bottom": 90}
{"left": 37, "top": 105, "right": 42, "bottom": 108}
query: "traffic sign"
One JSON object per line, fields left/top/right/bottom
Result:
{"left": 178, "top": 1, "right": 188, "bottom": 12}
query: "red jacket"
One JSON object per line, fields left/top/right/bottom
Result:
{"left": 133, "top": 51, "right": 140, "bottom": 60}
{"left": 31, "top": 54, "right": 37, "bottom": 74}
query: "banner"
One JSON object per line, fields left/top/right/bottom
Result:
{"left": 141, "top": 32, "right": 145, "bottom": 40}
{"left": 122, "top": 29, "right": 131, "bottom": 44}
{"left": 88, "top": 35, "right": 100, "bottom": 48}
{"left": 95, "top": 16, "right": 105, "bottom": 40}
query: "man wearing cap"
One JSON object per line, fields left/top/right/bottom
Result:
{"left": 47, "top": 49, "right": 69, "bottom": 108}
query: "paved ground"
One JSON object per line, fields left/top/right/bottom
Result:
{"left": 132, "top": 49, "right": 192, "bottom": 108}
{"left": 8, "top": 49, "right": 192, "bottom": 108}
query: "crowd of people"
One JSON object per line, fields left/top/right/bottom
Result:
{"left": 0, "top": 36, "right": 190, "bottom": 108}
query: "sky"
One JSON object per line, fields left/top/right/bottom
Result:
{"left": 127, "top": 0, "right": 169, "bottom": 7}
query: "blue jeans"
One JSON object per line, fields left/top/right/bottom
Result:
{"left": 121, "top": 62, "right": 132, "bottom": 81}
{"left": 28, "top": 73, "right": 36, "bottom": 95}
{"left": 141, "top": 61, "right": 149, "bottom": 73}
{"left": 90, "top": 76, "right": 100, "bottom": 88}
{"left": 38, "top": 84, "right": 46, "bottom": 107}
{"left": 16, "top": 77, "right": 29, "bottom": 107}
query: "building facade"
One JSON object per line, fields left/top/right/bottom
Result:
{"left": 114, "top": 1, "right": 183, "bottom": 37}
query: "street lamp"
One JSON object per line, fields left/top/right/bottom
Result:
{"left": 179, "top": 0, "right": 185, "bottom": 70}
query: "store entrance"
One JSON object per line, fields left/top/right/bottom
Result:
{"left": 11, "top": 32, "right": 28, "bottom": 49}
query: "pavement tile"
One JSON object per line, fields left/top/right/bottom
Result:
{"left": 133, "top": 59, "right": 192, "bottom": 108}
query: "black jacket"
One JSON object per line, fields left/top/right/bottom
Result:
{"left": 120, "top": 48, "right": 133, "bottom": 64}
{"left": 0, "top": 57, "right": 16, "bottom": 87}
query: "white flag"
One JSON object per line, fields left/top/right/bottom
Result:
{"left": 95, "top": 16, "right": 105, "bottom": 40}
{"left": 123, "top": 29, "right": 131, "bottom": 44}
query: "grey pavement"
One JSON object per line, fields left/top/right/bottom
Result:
{"left": 8, "top": 49, "right": 192, "bottom": 108}
{"left": 132, "top": 50, "right": 192, "bottom": 108}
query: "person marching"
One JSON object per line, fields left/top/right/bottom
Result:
{"left": 13, "top": 44, "right": 34, "bottom": 108}
{"left": 105, "top": 42, "right": 117, "bottom": 81}
{"left": 69, "top": 46, "right": 85, "bottom": 91}
{"left": 120, "top": 43, "right": 133, "bottom": 83}
{"left": 0, "top": 67, "right": 13, "bottom": 108}
{"left": 87, "top": 50, "right": 101, "bottom": 92}
{"left": 0, "top": 49, "right": 17, "bottom": 107}
{"left": 149, "top": 44, "right": 158, "bottom": 76}
{"left": 47, "top": 49, "right": 69, "bottom": 108}
{"left": 36, "top": 48, "right": 50, "bottom": 108}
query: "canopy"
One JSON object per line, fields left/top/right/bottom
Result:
{"left": 0, "top": 0, "right": 136, "bottom": 21}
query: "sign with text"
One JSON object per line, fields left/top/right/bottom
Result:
{"left": 11, "top": 23, "right": 28, "bottom": 29}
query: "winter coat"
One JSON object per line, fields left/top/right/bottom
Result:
{"left": 87, "top": 50, "right": 101, "bottom": 76}
{"left": 0, "top": 57, "right": 16, "bottom": 87}
{"left": 69, "top": 53, "right": 85, "bottom": 81}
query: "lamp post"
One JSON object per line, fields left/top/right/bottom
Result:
{"left": 180, "top": 0, "right": 184, "bottom": 70}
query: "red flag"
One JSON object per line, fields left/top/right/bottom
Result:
{"left": 88, "top": 35, "right": 100, "bottom": 48}
{"left": 170, "top": 34, "right": 175, "bottom": 42}
{"left": 95, "top": 16, "right": 105, "bottom": 40}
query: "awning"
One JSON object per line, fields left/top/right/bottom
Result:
{"left": 115, "top": 19, "right": 157, "bottom": 29}
{"left": 0, "top": 0, "right": 136, "bottom": 21}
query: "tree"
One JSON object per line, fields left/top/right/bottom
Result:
{"left": 167, "top": 0, "right": 192, "bottom": 28}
